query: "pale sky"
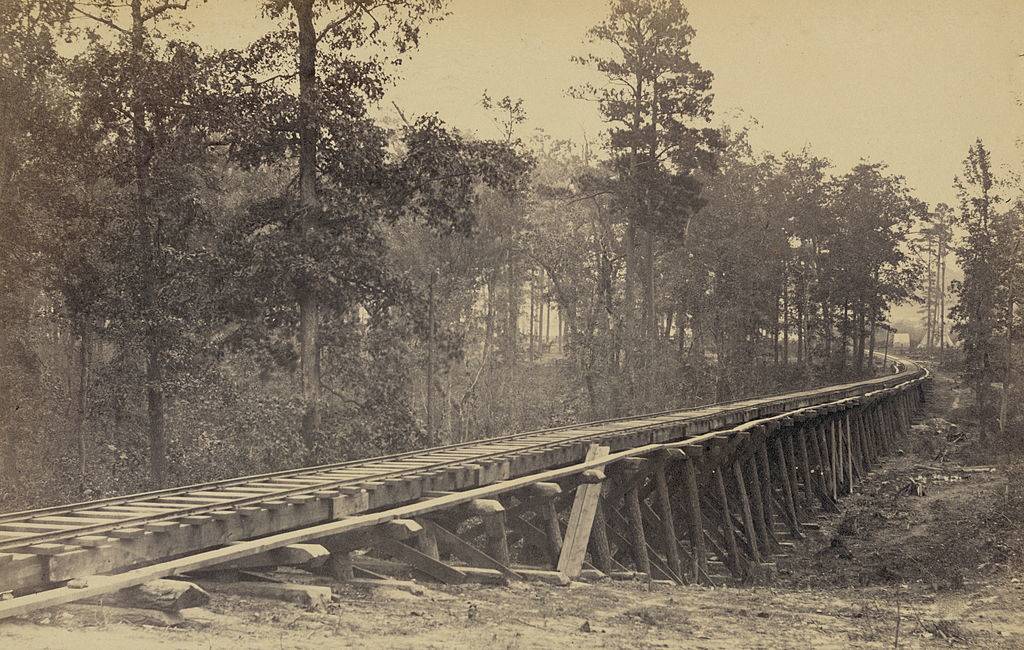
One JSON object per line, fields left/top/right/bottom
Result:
{"left": 186, "top": 0, "right": 1024, "bottom": 209}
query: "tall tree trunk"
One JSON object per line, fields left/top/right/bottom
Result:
{"left": 74, "top": 332, "right": 89, "bottom": 485}
{"left": 129, "top": 0, "right": 167, "bottom": 486}
{"left": 999, "top": 274, "right": 1014, "bottom": 437}
{"left": 867, "top": 310, "right": 877, "bottom": 374}
{"left": 558, "top": 308, "right": 563, "bottom": 353}
{"left": 854, "top": 302, "right": 865, "bottom": 372}
{"left": 839, "top": 302, "right": 849, "bottom": 370}
{"left": 545, "top": 297, "right": 551, "bottom": 345}
{"left": 622, "top": 220, "right": 638, "bottom": 393}
{"left": 782, "top": 279, "right": 789, "bottom": 366}
{"left": 796, "top": 287, "right": 804, "bottom": 366}
{"left": 823, "top": 298, "right": 833, "bottom": 363}
{"left": 146, "top": 340, "right": 166, "bottom": 485}
{"left": 506, "top": 247, "right": 517, "bottom": 369}
{"left": 939, "top": 235, "right": 947, "bottom": 361}
{"left": 676, "top": 306, "right": 687, "bottom": 356}
{"left": 484, "top": 275, "right": 494, "bottom": 361}
{"left": 528, "top": 271, "right": 535, "bottom": 360}
{"left": 295, "top": 0, "right": 321, "bottom": 461}
{"left": 426, "top": 273, "right": 435, "bottom": 443}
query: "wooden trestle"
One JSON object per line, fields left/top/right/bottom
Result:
{"left": 0, "top": 362, "right": 929, "bottom": 619}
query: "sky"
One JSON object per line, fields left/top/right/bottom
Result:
{"left": 186, "top": 0, "right": 1024, "bottom": 211}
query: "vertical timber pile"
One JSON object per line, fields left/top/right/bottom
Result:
{"left": 506, "top": 381, "right": 927, "bottom": 585}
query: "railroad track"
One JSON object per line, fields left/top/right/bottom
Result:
{"left": 0, "top": 359, "right": 929, "bottom": 619}
{"left": 0, "top": 363, "right": 920, "bottom": 554}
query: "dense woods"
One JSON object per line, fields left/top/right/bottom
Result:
{"left": 1, "top": 0, "right": 948, "bottom": 509}
{"left": 949, "top": 140, "right": 1023, "bottom": 440}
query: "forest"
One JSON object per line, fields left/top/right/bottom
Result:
{"left": 1, "top": 0, "right": 1020, "bottom": 511}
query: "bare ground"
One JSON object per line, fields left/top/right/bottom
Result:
{"left": 3, "top": 367, "right": 1023, "bottom": 649}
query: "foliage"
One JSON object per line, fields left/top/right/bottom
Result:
{"left": 0, "top": 0, "right": 936, "bottom": 509}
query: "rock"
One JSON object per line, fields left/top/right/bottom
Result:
{"left": 373, "top": 587, "right": 422, "bottom": 601}
{"left": 197, "top": 580, "right": 331, "bottom": 609}
{"left": 86, "top": 579, "right": 209, "bottom": 612}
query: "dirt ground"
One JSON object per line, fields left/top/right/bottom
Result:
{"left": 2, "top": 366, "right": 1023, "bottom": 649}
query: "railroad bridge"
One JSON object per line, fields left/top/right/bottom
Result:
{"left": 0, "top": 361, "right": 929, "bottom": 618}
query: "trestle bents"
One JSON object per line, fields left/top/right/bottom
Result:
{"left": 0, "top": 368, "right": 929, "bottom": 619}
{"left": 322, "top": 378, "right": 926, "bottom": 588}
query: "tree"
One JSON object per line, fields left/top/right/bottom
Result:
{"left": 0, "top": 0, "right": 76, "bottom": 495}
{"left": 916, "top": 203, "right": 953, "bottom": 355}
{"left": 213, "top": 1, "right": 531, "bottom": 461}
{"left": 775, "top": 149, "right": 833, "bottom": 370}
{"left": 829, "top": 162, "right": 924, "bottom": 373}
{"left": 574, "top": 0, "right": 717, "bottom": 409}
{"left": 63, "top": 0, "right": 222, "bottom": 486}
{"left": 951, "top": 139, "right": 1006, "bottom": 434}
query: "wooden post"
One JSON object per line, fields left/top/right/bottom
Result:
{"left": 653, "top": 462, "right": 683, "bottom": 580}
{"left": 541, "top": 501, "right": 563, "bottom": 559}
{"left": 714, "top": 469, "right": 742, "bottom": 576}
{"left": 844, "top": 413, "right": 854, "bottom": 494}
{"left": 587, "top": 500, "right": 613, "bottom": 574}
{"left": 773, "top": 438, "right": 803, "bottom": 538}
{"left": 731, "top": 460, "right": 761, "bottom": 563}
{"left": 472, "top": 500, "right": 511, "bottom": 567}
{"left": 814, "top": 423, "right": 833, "bottom": 494}
{"left": 752, "top": 446, "right": 776, "bottom": 551}
{"left": 416, "top": 525, "right": 440, "bottom": 560}
{"left": 623, "top": 479, "right": 651, "bottom": 576}
{"left": 681, "top": 458, "right": 706, "bottom": 583}
{"left": 557, "top": 445, "right": 609, "bottom": 579}
{"left": 808, "top": 422, "right": 837, "bottom": 511}
{"left": 783, "top": 434, "right": 803, "bottom": 517}
{"left": 797, "top": 428, "right": 815, "bottom": 505}
{"left": 828, "top": 419, "right": 838, "bottom": 499}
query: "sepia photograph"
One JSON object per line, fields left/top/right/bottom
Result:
{"left": 1, "top": 0, "right": 1023, "bottom": 647}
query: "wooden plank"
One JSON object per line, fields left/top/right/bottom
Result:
{"left": 556, "top": 445, "right": 609, "bottom": 579}
{"left": 0, "top": 523, "right": 75, "bottom": 533}
{"left": 33, "top": 516, "right": 126, "bottom": 526}
{"left": 70, "top": 511, "right": 142, "bottom": 520}
{"left": 71, "top": 536, "right": 110, "bottom": 548}
{"left": 109, "top": 528, "right": 148, "bottom": 540}
{"left": 197, "top": 580, "right": 331, "bottom": 608}
{"left": 217, "top": 543, "right": 329, "bottom": 571}
{"left": 99, "top": 505, "right": 180, "bottom": 514}
{"left": 154, "top": 497, "right": 234, "bottom": 506}
{"left": 421, "top": 519, "right": 521, "bottom": 580}
{"left": 20, "top": 543, "right": 80, "bottom": 556}
{"left": 371, "top": 537, "right": 467, "bottom": 585}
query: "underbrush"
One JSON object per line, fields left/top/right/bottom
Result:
{"left": 780, "top": 405, "right": 1024, "bottom": 592}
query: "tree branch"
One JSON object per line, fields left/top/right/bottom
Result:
{"left": 142, "top": 1, "right": 190, "bottom": 22}
{"left": 72, "top": 5, "right": 129, "bottom": 34}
